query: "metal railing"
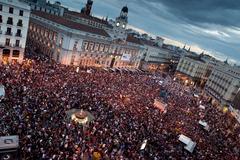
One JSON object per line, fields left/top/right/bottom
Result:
{"left": 17, "top": 22, "right": 23, "bottom": 27}
{"left": 5, "top": 32, "right": 12, "bottom": 36}
{"left": 15, "top": 33, "right": 22, "bottom": 37}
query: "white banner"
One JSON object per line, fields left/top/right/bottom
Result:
{"left": 0, "top": 85, "right": 5, "bottom": 98}
{"left": 121, "top": 53, "right": 131, "bottom": 61}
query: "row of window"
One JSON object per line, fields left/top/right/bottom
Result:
{"left": 29, "top": 23, "right": 57, "bottom": 42}
{"left": 66, "top": 14, "right": 104, "bottom": 29}
{"left": 0, "top": 15, "right": 23, "bottom": 27}
{"left": 211, "top": 73, "right": 232, "bottom": 85}
{"left": 29, "top": 23, "right": 138, "bottom": 56}
{"left": 4, "top": 38, "right": 21, "bottom": 47}
{"left": 82, "top": 41, "right": 110, "bottom": 53}
{"left": 207, "top": 80, "right": 228, "bottom": 92}
{"left": 30, "top": 5, "right": 59, "bottom": 16}
{"left": 30, "top": 34, "right": 55, "bottom": 49}
{"left": 0, "top": 4, "right": 24, "bottom": 16}
{"left": 2, "top": 27, "right": 22, "bottom": 37}
{"left": 1, "top": 49, "right": 20, "bottom": 58}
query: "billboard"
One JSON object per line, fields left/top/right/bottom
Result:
{"left": 121, "top": 53, "right": 131, "bottom": 61}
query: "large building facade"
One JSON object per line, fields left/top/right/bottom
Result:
{"left": 27, "top": 1, "right": 143, "bottom": 69}
{"left": 140, "top": 38, "right": 172, "bottom": 71}
{"left": 175, "top": 56, "right": 208, "bottom": 86}
{"left": 232, "top": 89, "right": 240, "bottom": 110}
{"left": 0, "top": 0, "right": 30, "bottom": 64}
{"left": 205, "top": 66, "right": 240, "bottom": 107}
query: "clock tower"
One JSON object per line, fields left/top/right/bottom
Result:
{"left": 113, "top": 6, "right": 128, "bottom": 39}
{"left": 115, "top": 6, "right": 128, "bottom": 29}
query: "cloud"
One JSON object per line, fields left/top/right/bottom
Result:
{"left": 147, "top": 0, "right": 240, "bottom": 27}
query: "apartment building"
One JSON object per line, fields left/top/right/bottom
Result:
{"left": 0, "top": 0, "right": 30, "bottom": 63}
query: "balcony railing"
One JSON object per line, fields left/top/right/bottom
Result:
{"left": 13, "top": 44, "right": 22, "bottom": 48}
{"left": 5, "top": 43, "right": 12, "bottom": 47}
{"left": 15, "top": 33, "right": 22, "bottom": 37}
{"left": 5, "top": 32, "right": 12, "bottom": 36}
{"left": 17, "top": 22, "right": 23, "bottom": 27}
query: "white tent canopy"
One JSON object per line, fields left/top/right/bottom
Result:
{"left": 140, "top": 139, "right": 148, "bottom": 150}
{"left": 0, "top": 85, "right": 5, "bottom": 98}
{"left": 199, "top": 120, "right": 210, "bottom": 131}
{"left": 178, "top": 134, "right": 196, "bottom": 153}
{"left": 199, "top": 105, "right": 206, "bottom": 110}
{"left": 193, "top": 94, "right": 199, "bottom": 98}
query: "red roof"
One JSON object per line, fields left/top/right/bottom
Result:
{"left": 126, "top": 35, "right": 142, "bottom": 45}
{"left": 32, "top": 11, "right": 110, "bottom": 37}
{"left": 141, "top": 39, "right": 156, "bottom": 47}
{"left": 65, "top": 10, "right": 110, "bottom": 26}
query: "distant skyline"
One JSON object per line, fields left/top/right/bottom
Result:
{"left": 50, "top": 0, "right": 240, "bottom": 64}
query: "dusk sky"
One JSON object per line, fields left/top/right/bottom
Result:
{"left": 50, "top": 0, "right": 240, "bottom": 64}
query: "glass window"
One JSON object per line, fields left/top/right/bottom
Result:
{"left": 19, "top": 10, "right": 23, "bottom": 16}
{"left": 73, "top": 41, "right": 78, "bottom": 50}
{"left": 15, "top": 40, "right": 20, "bottom": 47}
{"left": 0, "top": 5, "right": 2, "bottom": 11}
{"left": 7, "top": 17, "right": 13, "bottom": 25}
{"left": 94, "top": 43, "right": 99, "bottom": 51}
{"left": 16, "top": 29, "right": 21, "bottom": 37}
{"left": 82, "top": 42, "right": 88, "bottom": 50}
{"left": 5, "top": 38, "right": 10, "bottom": 46}
{"left": 6, "top": 27, "right": 11, "bottom": 35}
{"left": 12, "top": 50, "right": 20, "bottom": 57}
{"left": 17, "top": 19, "right": 23, "bottom": 27}
{"left": 9, "top": 7, "right": 13, "bottom": 14}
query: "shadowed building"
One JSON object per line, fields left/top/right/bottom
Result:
{"left": 232, "top": 89, "right": 240, "bottom": 110}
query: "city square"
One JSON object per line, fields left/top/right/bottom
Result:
{"left": 0, "top": 0, "right": 240, "bottom": 159}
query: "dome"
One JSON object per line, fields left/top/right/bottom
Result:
{"left": 122, "top": 6, "right": 128, "bottom": 13}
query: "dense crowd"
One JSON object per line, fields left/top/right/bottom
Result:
{"left": 0, "top": 54, "right": 240, "bottom": 159}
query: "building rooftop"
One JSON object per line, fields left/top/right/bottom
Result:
{"left": 186, "top": 55, "right": 206, "bottom": 63}
{"left": 126, "top": 35, "right": 142, "bottom": 45}
{"left": 32, "top": 11, "right": 110, "bottom": 37}
{"left": 141, "top": 39, "right": 157, "bottom": 47}
{"left": 65, "top": 10, "right": 110, "bottom": 26}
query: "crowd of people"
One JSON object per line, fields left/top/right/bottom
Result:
{"left": 0, "top": 53, "right": 240, "bottom": 159}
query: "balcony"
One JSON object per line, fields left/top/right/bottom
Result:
{"left": 5, "top": 32, "right": 12, "bottom": 36}
{"left": 13, "top": 44, "right": 22, "bottom": 48}
{"left": 15, "top": 33, "right": 22, "bottom": 37}
{"left": 4, "top": 43, "right": 12, "bottom": 47}
{"left": 17, "top": 22, "right": 23, "bottom": 27}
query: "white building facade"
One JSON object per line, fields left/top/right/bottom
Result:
{"left": 175, "top": 56, "right": 208, "bottom": 86}
{"left": 140, "top": 38, "right": 173, "bottom": 71}
{"left": 205, "top": 66, "right": 240, "bottom": 106}
{"left": 27, "top": 9, "right": 143, "bottom": 69}
{"left": 0, "top": 0, "right": 30, "bottom": 64}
